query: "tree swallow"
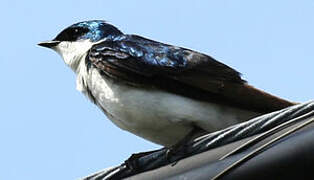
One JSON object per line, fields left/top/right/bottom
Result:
{"left": 38, "top": 20, "right": 294, "bottom": 147}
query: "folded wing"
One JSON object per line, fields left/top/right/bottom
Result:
{"left": 87, "top": 35, "right": 294, "bottom": 113}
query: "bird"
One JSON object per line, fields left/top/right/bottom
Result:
{"left": 38, "top": 20, "right": 295, "bottom": 147}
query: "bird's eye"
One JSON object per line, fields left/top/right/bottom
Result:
{"left": 54, "top": 27, "right": 89, "bottom": 41}
{"left": 73, "top": 28, "right": 81, "bottom": 35}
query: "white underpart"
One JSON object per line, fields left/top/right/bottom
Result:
{"left": 54, "top": 41, "right": 259, "bottom": 147}
{"left": 53, "top": 40, "right": 94, "bottom": 92}
{"left": 53, "top": 40, "right": 94, "bottom": 71}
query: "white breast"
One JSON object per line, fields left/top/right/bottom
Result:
{"left": 78, "top": 66, "right": 259, "bottom": 147}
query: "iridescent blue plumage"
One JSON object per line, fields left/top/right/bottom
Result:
{"left": 89, "top": 33, "right": 243, "bottom": 83}
{"left": 76, "top": 20, "right": 122, "bottom": 42}
{"left": 92, "top": 35, "right": 189, "bottom": 69}
{"left": 54, "top": 20, "right": 122, "bottom": 42}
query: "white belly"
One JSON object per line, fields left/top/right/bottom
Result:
{"left": 82, "top": 68, "right": 259, "bottom": 147}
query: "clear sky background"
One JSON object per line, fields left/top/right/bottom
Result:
{"left": 1, "top": 1, "right": 313, "bottom": 179}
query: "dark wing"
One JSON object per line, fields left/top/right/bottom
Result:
{"left": 88, "top": 35, "right": 243, "bottom": 92}
{"left": 88, "top": 35, "right": 294, "bottom": 113}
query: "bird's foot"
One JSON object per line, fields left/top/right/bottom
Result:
{"left": 165, "top": 143, "right": 189, "bottom": 166}
{"left": 124, "top": 150, "right": 160, "bottom": 171}
{"left": 165, "top": 127, "right": 206, "bottom": 165}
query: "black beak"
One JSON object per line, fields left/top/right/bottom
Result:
{"left": 38, "top": 40, "right": 60, "bottom": 48}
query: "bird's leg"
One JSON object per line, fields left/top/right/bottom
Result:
{"left": 166, "top": 126, "right": 206, "bottom": 160}
{"left": 124, "top": 126, "right": 206, "bottom": 171}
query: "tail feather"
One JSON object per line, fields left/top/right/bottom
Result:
{"left": 222, "top": 83, "right": 296, "bottom": 113}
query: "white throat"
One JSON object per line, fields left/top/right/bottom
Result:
{"left": 53, "top": 40, "right": 94, "bottom": 72}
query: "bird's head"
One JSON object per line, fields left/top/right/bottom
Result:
{"left": 38, "top": 20, "right": 123, "bottom": 70}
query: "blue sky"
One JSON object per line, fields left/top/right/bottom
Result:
{"left": 1, "top": 1, "right": 313, "bottom": 179}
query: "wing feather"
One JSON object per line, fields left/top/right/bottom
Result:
{"left": 87, "top": 35, "right": 294, "bottom": 113}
